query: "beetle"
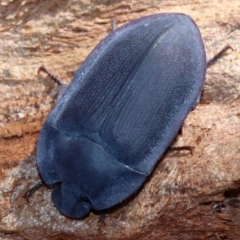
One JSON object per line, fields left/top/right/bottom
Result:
{"left": 30, "top": 13, "right": 208, "bottom": 218}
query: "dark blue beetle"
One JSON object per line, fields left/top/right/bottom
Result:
{"left": 36, "top": 13, "right": 206, "bottom": 218}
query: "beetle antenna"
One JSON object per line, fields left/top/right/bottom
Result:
{"left": 23, "top": 181, "right": 45, "bottom": 202}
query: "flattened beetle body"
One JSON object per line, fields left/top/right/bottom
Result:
{"left": 37, "top": 13, "right": 206, "bottom": 218}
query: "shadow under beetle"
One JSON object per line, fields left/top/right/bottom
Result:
{"left": 25, "top": 13, "right": 231, "bottom": 218}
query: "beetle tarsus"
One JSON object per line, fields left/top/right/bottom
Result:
{"left": 169, "top": 146, "right": 195, "bottom": 156}
{"left": 207, "top": 44, "right": 233, "bottom": 68}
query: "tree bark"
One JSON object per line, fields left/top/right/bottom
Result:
{"left": 0, "top": 0, "right": 240, "bottom": 239}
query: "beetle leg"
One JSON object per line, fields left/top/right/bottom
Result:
{"left": 98, "top": 213, "right": 106, "bottom": 225}
{"left": 23, "top": 180, "right": 45, "bottom": 202}
{"left": 168, "top": 146, "right": 195, "bottom": 156}
{"left": 177, "top": 127, "right": 183, "bottom": 136}
{"left": 192, "top": 44, "right": 232, "bottom": 109}
{"left": 111, "top": 18, "right": 117, "bottom": 31}
{"left": 38, "top": 65, "right": 68, "bottom": 101}
{"left": 192, "top": 92, "right": 202, "bottom": 109}
{"left": 207, "top": 44, "right": 233, "bottom": 68}
{"left": 169, "top": 122, "right": 194, "bottom": 155}
{"left": 38, "top": 65, "right": 66, "bottom": 86}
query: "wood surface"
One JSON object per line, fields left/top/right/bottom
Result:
{"left": 0, "top": 0, "right": 240, "bottom": 239}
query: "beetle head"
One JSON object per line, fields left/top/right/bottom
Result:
{"left": 51, "top": 182, "right": 92, "bottom": 218}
